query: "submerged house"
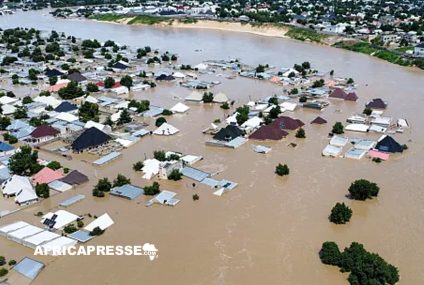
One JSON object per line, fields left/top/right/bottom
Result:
{"left": 274, "top": 116, "right": 304, "bottom": 130}
{"left": 71, "top": 127, "right": 111, "bottom": 152}
{"left": 54, "top": 101, "right": 78, "bottom": 113}
{"left": 213, "top": 125, "right": 244, "bottom": 142}
{"left": 375, "top": 135, "right": 403, "bottom": 153}
{"left": 311, "top": 116, "right": 327, "bottom": 124}
{"left": 1, "top": 175, "right": 38, "bottom": 205}
{"left": 249, "top": 123, "right": 288, "bottom": 140}
{"left": 329, "top": 88, "right": 358, "bottom": 101}
{"left": 366, "top": 98, "right": 387, "bottom": 109}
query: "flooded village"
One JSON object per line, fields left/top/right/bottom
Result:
{"left": 0, "top": 8, "right": 422, "bottom": 285}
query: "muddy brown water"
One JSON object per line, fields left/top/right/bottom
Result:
{"left": 0, "top": 9, "right": 423, "bottom": 285}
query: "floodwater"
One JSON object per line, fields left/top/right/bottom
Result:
{"left": 1, "top": 10, "right": 424, "bottom": 285}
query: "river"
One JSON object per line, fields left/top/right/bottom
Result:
{"left": 0, "top": 9, "right": 423, "bottom": 285}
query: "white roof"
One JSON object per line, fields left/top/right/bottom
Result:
{"left": 172, "top": 71, "right": 186, "bottom": 78}
{"left": 55, "top": 112, "right": 78, "bottom": 122}
{"left": 2, "top": 175, "right": 33, "bottom": 196}
{"left": 152, "top": 190, "right": 177, "bottom": 204}
{"left": 142, "top": 159, "right": 161, "bottom": 179}
{"left": 369, "top": 124, "right": 387, "bottom": 133}
{"left": 111, "top": 86, "right": 129, "bottom": 94}
{"left": 1, "top": 104, "right": 17, "bottom": 115}
{"left": 181, "top": 155, "right": 202, "bottom": 165}
{"left": 0, "top": 221, "right": 30, "bottom": 235}
{"left": 23, "top": 230, "right": 60, "bottom": 248}
{"left": 185, "top": 91, "right": 202, "bottom": 102}
{"left": 280, "top": 102, "right": 297, "bottom": 111}
{"left": 7, "top": 225, "right": 44, "bottom": 241}
{"left": 115, "top": 138, "right": 135, "bottom": 148}
{"left": 84, "top": 120, "right": 111, "bottom": 133}
{"left": 225, "top": 112, "right": 238, "bottom": 125}
{"left": 111, "top": 110, "right": 122, "bottom": 122}
{"left": 0, "top": 96, "right": 18, "bottom": 105}
{"left": 41, "top": 236, "right": 77, "bottom": 255}
{"left": 254, "top": 103, "right": 268, "bottom": 111}
{"left": 85, "top": 95, "right": 99, "bottom": 104}
{"left": 329, "top": 135, "right": 349, "bottom": 147}
{"left": 112, "top": 101, "right": 129, "bottom": 109}
{"left": 15, "top": 188, "right": 38, "bottom": 204}
{"left": 241, "top": 116, "right": 263, "bottom": 129}
{"left": 33, "top": 96, "right": 62, "bottom": 108}
{"left": 194, "top": 63, "right": 208, "bottom": 70}
{"left": 322, "top": 144, "right": 343, "bottom": 157}
{"left": 84, "top": 213, "right": 114, "bottom": 231}
{"left": 153, "top": 123, "right": 179, "bottom": 136}
{"left": 41, "top": 210, "right": 79, "bottom": 230}
{"left": 345, "top": 123, "right": 369, "bottom": 133}
{"left": 170, "top": 102, "right": 190, "bottom": 113}
{"left": 213, "top": 92, "right": 229, "bottom": 103}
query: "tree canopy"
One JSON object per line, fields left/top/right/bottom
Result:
{"left": 329, "top": 202, "right": 352, "bottom": 224}
{"left": 348, "top": 179, "right": 380, "bottom": 200}
{"left": 9, "top": 146, "right": 43, "bottom": 176}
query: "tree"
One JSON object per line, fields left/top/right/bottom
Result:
{"left": 22, "top": 96, "right": 33, "bottom": 104}
{"left": 235, "top": 105, "right": 250, "bottom": 125}
{"left": 64, "top": 224, "right": 78, "bottom": 234}
{"left": 295, "top": 128, "right": 306, "bottom": 138}
{"left": 133, "top": 161, "right": 144, "bottom": 171}
{"left": 35, "top": 183, "right": 50, "bottom": 198}
{"left": 77, "top": 220, "right": 84, "bottom": 228}
{"left": 329, "top": 203, "right": 352, "bottom": 224}
{"left": 58, "top": 81, "right": 84, "bottom": 99}
{"left": 275, "top": 163, "right": 289, "bottom": 176}
{"left": 79, "top": 102, "right": 99, "bottom": 123}
{"left": 89, "top": 226, "right": 105, "bottom": 236}
{"left": 192, "top": 194, "right": 199, "bottom": 201}
{"left": 347, "top": 78, "right": 354, "bottom": 84}
{"left": 14, "top": 107, "right": 27, "bottom": 119}
{"left": 117, "top": 109, "right": 132, "bottom": 125}
{"left": 319, "top": 241, "right": 341, "bottom": 266}
{"left": 0, "top": 268, "right": 8, "bottom": 278}
{"left": 0, "top": 256, "right": 5, "bottom": 266}
{"left": 86, "top": 82, "right": 99, "bottom": 92}
{"left": 9, "top": 146, "right": 42, "bottom": 176}
{"left": 168, "top": 169, "right": 182, "bottom": 181}
{"left": 155, "top": 117, "right": 167, "bottom": 127}
{"left": 348, "top": 179, "right": 379, "bottom": 200}
{"left": 162, "top": 109, "right": 173, "bottom": 116}
{"left": 46, "top": 161, "right": 61, "bottom": 170}
{"left": 0, "top": 117, "right": 11, "bottom": 130}
{"left": 144, "top": 181, "right": 160, "bottom": 195}
{"left": 120, "top": 75, "right": 133, "bottom": 89}
{"left": 221, "top": 102, "right": 230, "bottom": 110}
{"left": 113, "top": 174, "right": 131, "bottom": 187}
{"left": 93, "top": 178, "right": 111, "bottom": 197}
{"left": 332, "top": 122, "right": 344, "bottom": 134}
{"left": 104, "top": 77, "right": 115, "bottom": 89}
{"left": 202, "top": 92, "right": 214, "bottom": 103}
{"left": 153, "top": 150, "right": 167, "bottom": 161}
{"left": 268, "top": 106, "right": 281, "bottom": 119}
{"left": 299, "top": 96, "right": 307, "bottom": 103}
{"left": 363, "top": 107, "right": 372, "bottom": 116}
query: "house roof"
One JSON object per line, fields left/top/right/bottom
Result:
{"left": 213, "top": 125, "right": 244, "bottom": 141}
{"left": 111, "top": 62, "right": 128, "bottom": 70}
{"left": 345, "top": 92, "right": 358, "bottom": 101}
{"left": 32, "top": 167, "right": 64, "bottom": 185}
{"left": 311, "top": 116, "right": 328, "bottom": 124}
{"left": 329, "top": 88, "right": 347, "bottom": 99}
{"left": 366, "top": 98, "right": 387, "bottom": 109}
{"left": 54, "top": 101, "right": 78, "bottom": 113}
{"left": 71, "top": 127, "right": 111, "bottom": 151}
{"left": 13, "top": 257, "right": 44, "bottom": 280}
{"left": 60, "top": 170, "right": 89, "bottom": 185}
{"left": 249, "top": 123, "right": 288, "bottom": 140}
{"left": 67, "top": 72, "right": 87, "bottom": 82}
{"left": 376, "top": 135, "right": 403, "bottom": 153}
{"left": 156, "top": 74, "right": 175, "bottom": 81}
{"left": 44, "top": 68, "right": 64, "bottom": 78}
{"left": 0, "top": 141, "right": 14, "bottom": 152}
{"left": 30, "top": 124, "right": 59, "bottom": 138}
{"left": 273, "top": 116, "right": 304, "bottom": 130}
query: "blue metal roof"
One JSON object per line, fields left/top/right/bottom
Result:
{"left": 0, "top": 141, "right": 14, "bottom": 152}
{"left": 181, "top": 166, "right": 210, "bottom": 182}
{"left": 13, "top": 257, "right": 44, "bottom": 280}
{"left": 68, "top": 230, "right": 94, "bottom": 243}
{"left": 110, "top": 184, "right": 144, "bottom": 200}
{"left": 60, "top": 194, "right": 85, "bottom": 207}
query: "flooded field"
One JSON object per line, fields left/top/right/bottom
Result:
{"left": 0, "top": 9, "right": 424, "bottom": 285}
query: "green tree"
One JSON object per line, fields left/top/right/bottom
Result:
{"left": 295, "top": 128, "right": 306, "bottom": 138}
{"left": 9, "top": 146, "right": 42, "bottom": 175}
{"left": 113, "top": 174, "right": 131, "bottom": 187}
{"left": 268, "top": 106, "right": 281, "bottom": 119}
{"left": 202, "top": 92, "right": 214, "bottom": 103}
{"left": 275, "top": 163, "right": 289, "bottom": 176}
{"left": 319, "top": 241, "right": 341, "bottom": 266}
{"left": 58, "top": 81, "right": 84, "bottom": 99}
{"left": 348, "top": 179, "right": 380, "bottom": 200}
{"left": 168, "top": 169, "right": 182, "bottom": 181}
{"left": 155, "top": 117, "right": 167, "bottom": 127}
{"left": 0, "top": 117, "right": 11, "bottom": 130}
{"left": 332, "top": 122, "right": 344, "bottom": 134}
{"left": 120, "top": 75, "right": 133, "bottom": 89}
{"left": 329, "top": 203, "right": 352, "bottom": 224}
{"left": 0, "top": 268, "right": 8, "bottom": 277}
{"left": 153, "top": 150, "right": 167, "bottom": 161}
{"left": 93, "top": 178, "right": 111, "bottom": 197}
{"left": 14, "top": 107, "right": 27, "bottom": 119}
{"left": 144, "top": 181, "right": 160, "bottom": 195}
{"left": 79, "top": 102, "right": 99, "bottom": 123}
{"left": 46, "top": 161, "right": 61, "bottom": 170}
{"left": 133, "top": 161, "right": 144, "bottom": 171}
{"left": 104, "top": 77, "right": 115, "bottom": 89}
{"left": 89, "top": 226, "right": 105, "bottom": 236}
{"left": 0, "top": 256, "right": 5, "bottom": 266}
{"left": 221, "top": 102, "right": 230, "bottom": 110}
{"left": 117, "top": 109, "right": 132, "bottom": 125}
{"left": 35, "top": 183, "right": 50, "bottom": 198}
{"left": 363, "top": 107, "right": 372, "bottom": 116}
{"left": 86, "top": 82, "right": 99, "bottom": 92}
{"left": 235, "top": 105, "right": 250, "bottom": 125}
{"left": 63, "top": 224, "right": 78, "bottom": 234}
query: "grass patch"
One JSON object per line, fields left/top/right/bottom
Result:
{"left": 336, "top": 41, "right": 413, "bottom": 67}
{"left": 178, "top": 17, "right": 198, "bottom": 24}
{"left": 89, "top": 13, "right": 129, "bottom": 22}
{"left": 127, "top": 15, "right": 170, "bottom": 25}
{"left": 286, "top": 27, "right": 327, "bottom": 43}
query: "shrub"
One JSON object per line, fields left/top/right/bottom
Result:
{"left": 8, "top": 260, "right": 16, "bottom": 266}
{"left": 0, "top": 268, "right": 8, "bottom": 277}
{"left": 168, "top": 169, "right": 182, "bottom": 181}
{"left": 363, "top": 107, "right": 372, "bottom": 116}
{"left": 192, "top": 194, "right": 199, "bottom": 201}
{"left": 144, "top": 182, "right": 160, "bottom": 195}
{"left": 319, "top": 241, "right": 341, "bottom": 265}
{"left": 162, "top": 109, "right": 173, "bottom": 116}
{"left": 332, "top": 122, "right": 344, "bottom": 134}
{"left": 63, "top": 224, "right": 78, "bottom": 234}
{"left": 202, "top": 92, "right": 213, "bottom": 103}
{"left": 46, "top": 160, "right": 61, "bottom": 170}
{"left": 275, "top": 164, "right": 289, "bottom": 176}
{"left": 0, "top": 256, "right": 5, "bottom": 266}
{"left": 89, "top": 226, "right": 105, "bottom": 236}
{"left": 77, "top": 220, "right": 84, "bottom": 228}
{"left": 295, "top": 128, "right": 306, "bottom": 138}
{"left": 155, "top": 117, "right": 167, "bottom": 127}
{"left": 113, "top": 174, "right": 131, "bottom": 187}
{"left": 35, "top": 183, "right": 50, "bottom": 198}
{"left": 299, "top": 96, "right": 307, "bottom": 103}
{"left": 329, "top": 203, "right": 352, "bottom": 224}
{"left": 133, "top": 161, "right": 144, "bottom": 171}
{"left": 348, "top": 179, "right": 379, "bottom": 200}
{"left": 221, "top": 102, "right": 230, "bottom": 110}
